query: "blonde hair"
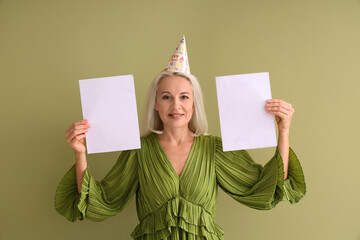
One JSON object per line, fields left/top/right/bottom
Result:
{"left": 141, "top": 71, "right": 208, "bottom": 137}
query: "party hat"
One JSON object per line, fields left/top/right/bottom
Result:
{"left": 164, "top": 35, "right": 190, "bottom": 74}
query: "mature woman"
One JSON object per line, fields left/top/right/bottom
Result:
{"left": 55, "top": 37, "right": 306, "bottom": 240}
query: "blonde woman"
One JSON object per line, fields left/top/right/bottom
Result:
{"left": 56, "top": 37, "right": 306, "bottom": 240}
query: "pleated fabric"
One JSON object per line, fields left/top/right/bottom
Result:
{"left": 55, "top": 133, "right": 306, "bottom": 239}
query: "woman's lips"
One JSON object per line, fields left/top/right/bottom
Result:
{"left": 169, "top": 113, "right": 184, "bottom": 119}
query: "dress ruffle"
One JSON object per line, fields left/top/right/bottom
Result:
{"left": 54, "top": 165, "right": 92, "bottom": 222}
{"left": 55, "top": 149, "right": 139, "bottom": 223}
{"left": 77, "top": 166, "right": 92, "bottom": 220}
{"left": 270, "top": 147, "right": 306, "bottom": 207}
{"left": 131, "top": 197, "right": 224, "bottom": 240}
{"left": 54, "top": 165, "right": 82, "bottom": 222}
{"left": 282, "top": 148, "right": 306, "bottom": 204}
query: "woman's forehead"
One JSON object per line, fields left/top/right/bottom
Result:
{"left": 157, "top": 76, "right": 192, "bottom": 93}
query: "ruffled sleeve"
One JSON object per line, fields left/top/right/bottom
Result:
{"left": 55, "top": 150, "right": 139, "bottom": 222}
{"left": 214, "top": 136, "right": 306, "bottom": 210}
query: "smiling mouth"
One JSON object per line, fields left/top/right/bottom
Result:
{"left": 169, "top": 114, "right": 184, "bottom": 117}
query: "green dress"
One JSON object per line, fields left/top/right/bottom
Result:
{"left": 55, "top": 133, "right": 306, "bottom": 239}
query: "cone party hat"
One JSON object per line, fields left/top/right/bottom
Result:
{"left": 164, "top": 35, "right": 190, "bottom": 74}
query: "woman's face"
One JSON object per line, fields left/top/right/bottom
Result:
{"left": 155, "top": 76, "right": 194, "bottom": 132}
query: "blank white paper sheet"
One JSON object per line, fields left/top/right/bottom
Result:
{"left": 215, "top": 72, "right": 277, "bottom": 151}
{"left": 79, "top": 75, "right": 141, "bottom": 154}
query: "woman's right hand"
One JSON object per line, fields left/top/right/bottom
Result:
{"left": 65, "top": 119, "right": 91, "bottom": 153}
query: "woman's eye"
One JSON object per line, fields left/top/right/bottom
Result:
{"left": 162, "top": 95, "right": 171, "bottom": 100}
{"left": 181, "top": 95, "right": 189, "bottom": 100}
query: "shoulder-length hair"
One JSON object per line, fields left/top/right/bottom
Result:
{"left": 141, "top": 71, "right": 208, "bottom": 137}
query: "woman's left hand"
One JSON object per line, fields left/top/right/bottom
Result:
{"left": 265, "top": 99, "right": 294, "bottom": 133}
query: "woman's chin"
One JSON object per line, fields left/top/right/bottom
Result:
{"left": 163, "top": 122, "right": 190, "bottom": 131}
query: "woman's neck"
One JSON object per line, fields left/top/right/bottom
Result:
{"left": 159, "top": 127, "right": 193, "bottom": 145}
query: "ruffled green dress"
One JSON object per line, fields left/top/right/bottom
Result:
{"left": 55, "top": 133, "right": 306, "bottom": 239}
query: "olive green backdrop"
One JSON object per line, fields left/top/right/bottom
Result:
{"left": 1, "top": 0, "right": 359, "bottom": 239}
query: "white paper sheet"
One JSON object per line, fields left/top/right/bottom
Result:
{"left": 79, "top": 75, "right": 141, "bottom": 154}
{"left": 215, "top": 72, "right": 277, "bottom": 151}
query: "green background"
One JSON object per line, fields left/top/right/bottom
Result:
{"left": 1, "top": 0, "right": 359, "bottom": 239}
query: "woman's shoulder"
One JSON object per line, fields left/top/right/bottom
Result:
{"left": 138, "top": 132, "right": 157, "bottom": 148}
{"left": 195, "top": 134, "right": 222, "bottom": 148}
{"left": 196, "top": 134, "right": 221, "bottom": 141}
{"left": 140, "top": 132, "right": 157, "bottom": 140}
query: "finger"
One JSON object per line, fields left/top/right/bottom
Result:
{"left": 267, "top": 99, "right": 286, "bottom": 103}
{"left": 65, "top": 120, "right": 89, "bottom": 134}
{"left": 266, "top": 108, "right": 294, "bottom": 120}
{"left": 266, "top": 105, "right": 293, "bottom": 115}
{"left": 266, "top": 99, "right": 292, "bottom": 107}
{"left": 266, "top": 105, "right": 293, "bottom": 114}
{"left": 73, "top": 119, "right": 89, "bottom": 126}
{"left": 268, "top": 110, "right": 288, "bottom": 120}
{"left": 266, "top": 101, "right": 293, "bottom": 113}
{"left": 266, "top": 102, "right": 293, "bottom": 111}
{"left": 69, "top": 133, "right": 86, "bottom": 146}
{"left": 65, "top": 122, "right": 91, "bottom": 138}
{"left": 69, "top": 132, "right": 86, "bottom": 144}
{"left": 266, "top": 108, "right": 293, "bottom": 120}
{"left": 66, "top": 128, "right": 89, "bottom": 143}
{"left": 266, "top": 100, "right": 292, "bottom": 109}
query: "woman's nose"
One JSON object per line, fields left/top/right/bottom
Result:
{"left": 173, "top": 98, "right": 181, "bottom": 109}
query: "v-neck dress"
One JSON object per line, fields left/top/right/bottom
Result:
{"left": 55, "top": 133, "right": 306, "bottom": 239}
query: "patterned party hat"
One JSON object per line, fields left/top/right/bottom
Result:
{"left": 164, "top": 35, "right": 190, "bottom": 74}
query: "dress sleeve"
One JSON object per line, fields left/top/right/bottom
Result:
{"left": 214, "top": 136, "right": 306, "bottom": 210}
{"left": 54, "top": 150, "right": 138, "bottom": 222}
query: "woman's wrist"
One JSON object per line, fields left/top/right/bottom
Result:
{"left": 278, "top": 129, "right": 290, "bottom": 136}
{"left": 74, "top": 150, "right": 86, "bottom": 156}
{"left": 75, "top": 151, "right": 87, "bottom": 163}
